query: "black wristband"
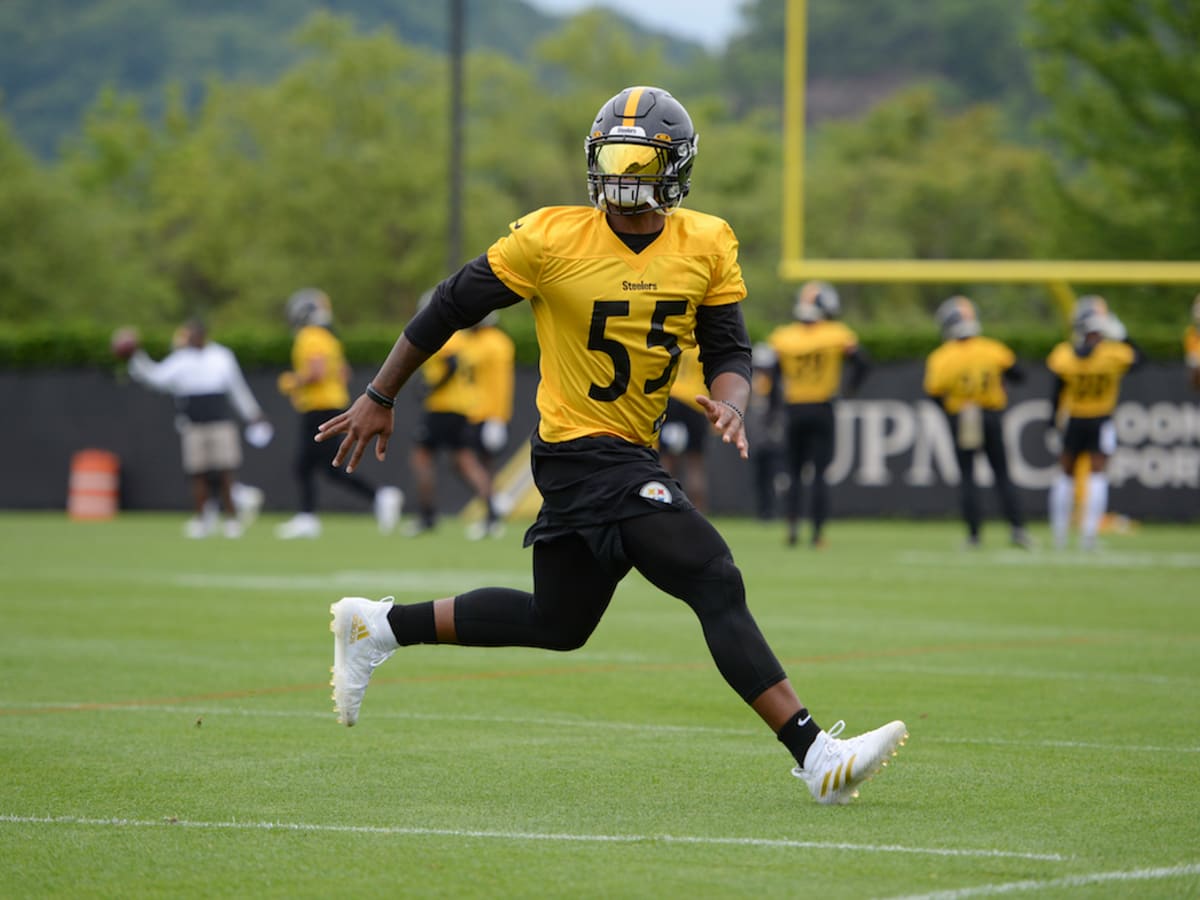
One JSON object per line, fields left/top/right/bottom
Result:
{"left": 364, "top": 383, "right": 395, "bottom": 409}
{"left": 718, "top": 399, "right": 744, "bottom": 423}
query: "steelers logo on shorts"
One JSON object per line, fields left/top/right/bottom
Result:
{"left": 639, "top": 481, "right": 673, "bottom": 504}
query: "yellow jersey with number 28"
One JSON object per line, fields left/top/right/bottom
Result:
{"left": 1046, "top": 339, "right": 1135, "bottom": 419}
{"left": 487, "top": 206, "right": 746, "bottom": 446}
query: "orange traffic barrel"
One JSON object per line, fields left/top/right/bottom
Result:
{"left": 68, "top": 449, "right": 120, "bottom": 520}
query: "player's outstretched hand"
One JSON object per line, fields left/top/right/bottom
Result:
{"left": 697, "top": 395, "right": 750, "bottom": 460}
{"left": 315, "top": 395, "right": 394, "bottom": 473}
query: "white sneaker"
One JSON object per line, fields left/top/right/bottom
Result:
{"left": 374, "top": 486, "right": 403, "bottom": 535}
{"left": 329, "top": 596, "right": 399, "bottom": 726}
{"left": 466, "top": 520, "right": 506, "bottom": 541}
{"left": 184, "top": 517, "right": 212, "bottom": 539}
{"left": 793, "top": 719, "right": 908, "bottom": 805}
{"left": 222, "top": 518, "right": 244, "bottom": 539}
{"left": 276, "top": 513, "right": 321, "bottom": 539}
{"left": 232, "top": 483, "right": 264, "bottom": 526}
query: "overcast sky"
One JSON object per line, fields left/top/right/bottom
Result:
{"left": 524, "top": 0, "right": 744, "bottom": 50}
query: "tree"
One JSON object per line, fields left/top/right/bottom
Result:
{"left": 0, "top": 110, "right": 172, "bottom": 325}
{"left": 804, "top": 88, "right": 1053, "bottom": 325}
{"left": 1029, "top": 0, "right": 1200, "bottom": 313}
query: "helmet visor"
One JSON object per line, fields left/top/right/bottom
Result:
{"left": 594, "top": 142, "right": 666, "bottom": 177}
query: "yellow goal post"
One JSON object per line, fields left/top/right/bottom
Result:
{"left": 780, "top": 0, "right": 1200, "bottom": 322}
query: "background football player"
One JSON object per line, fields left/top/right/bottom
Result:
{"left": 766, "top": 281, "right": 870, "bottom": 548}
{"left": 1046, "top": 296, "right": 1142, "bottom": 550}
{"left": 924, "top": 296, "right": 1031, "bottom": 549}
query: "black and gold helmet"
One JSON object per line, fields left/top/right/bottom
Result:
{"left": 585, "top": 86, "right": 697, "bottom": 215}
{"left": 935, "top": 295, "right": 982, "bottom": 340}
{"left": 285, "top": 288, "right": 332, "bottom": 330}
{"left": 793, "top": 281, "right": 841, "bottom": 322}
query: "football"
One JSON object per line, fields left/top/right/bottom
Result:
{"left": 110, "top": 326, "right": 140, "bottom": 360}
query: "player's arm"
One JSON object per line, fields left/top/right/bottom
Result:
{"left": 316, "top": 255, "right": 524, "bottom": 471}
{"left": 693, "top": 303, "right": 752, "bottom": 458}
{"left": 1047, "top": 374, "right": 1066, "bottom": 429}
{"left": 1124, "top": 337, "right": 1146, "bottom": 372}
{"left": 845, "top": 344, "right": 871, "bottom": 396}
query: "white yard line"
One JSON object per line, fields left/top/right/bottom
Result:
{"left": 0, "top": 814, "right": 1066, "bottom": 861}
{"left": 885, "top": 862, "right": 1200, "bottom": 899}
{"left": 895, "top": 550, "right": 1200, "bottom": 570}
{"left": 5, "top": 702, "right": 1198, "bottom": 754}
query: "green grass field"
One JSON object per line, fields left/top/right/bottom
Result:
{"left": 1, "top": 511, "right": 1197, "bottom": 899}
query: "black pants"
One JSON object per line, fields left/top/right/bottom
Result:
{"left": 295, "top": 410, "right": 377, "bottom": 513}
{"left": 783, "top": 402, "right": 835, "bottom": 539}
{"left": 452, "top": 508, "right": 787, "bottom": 704}
{"left": 950, "top": 408, "right": 1024, "bottom": 538}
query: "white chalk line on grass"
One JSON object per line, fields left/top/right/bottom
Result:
{"left": 6, "top": 702, "right": 1199, "bottom": 755}
{"left": 886, "top": 861, "right": 1200, "bottom": 899}
{"left": 895, "top": 549, "right": 1200, "bottom": 570}
{"left": 0, "top": 815, "right": 1066, "bottom": 861}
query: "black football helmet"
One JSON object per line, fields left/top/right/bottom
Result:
{"left": 793, "top": 281, "right": 841, "bottom": 322}
{"left": 585, "top": 86, "right": 697, "bottom": 215}
{"left": 286, "top": 288, "right": 332, "bottom": 330}
{"left": 935, "top": 295, "right": 982, "bottom": 340}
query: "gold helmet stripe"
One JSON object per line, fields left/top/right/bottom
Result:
{"left": 621, "top": 87, "right": 645, "bottom": 126}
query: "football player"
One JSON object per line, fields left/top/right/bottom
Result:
{"left": 923, "top": 296, "right": 1031, "bottom": 549}
{"left": 275, "top": 288, "right": 402, "bottom": 539}
{"left": 317, "top": 86, "right": 906, "bottom": 804}
{"left": 1046, "top": 296, "right": 1142, "bottom": 550}
{"left": 766, "top": 281, "right": 870, "bottom": 548}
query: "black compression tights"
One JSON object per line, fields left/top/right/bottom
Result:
{"left": 451, "top": 509, "right": 786, "bottom": 703}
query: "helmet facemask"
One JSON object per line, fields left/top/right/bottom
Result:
{"left": 587, "top": 133, "right": 695, "bottom": 215}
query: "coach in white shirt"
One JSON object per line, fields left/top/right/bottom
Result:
{"left": 127, "top": 319, "right": 271, "bottom": 538}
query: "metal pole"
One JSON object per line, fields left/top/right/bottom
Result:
{"left": 447, "top": 0, "right": 464, "bottom": 273}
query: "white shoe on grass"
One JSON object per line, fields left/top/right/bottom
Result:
{"left": 374, "top": 486, "right": 403, "bottom": 535}
{"left": 330, "top": 596, "right": 398, "bottom": 726}
{"left": 276, "top": 513, "right": 321, "bottom": 539}
{"left": 793, "top": 719, "right": 908, "bottom": 805}
{"left": 232, "top": 483, "right": 264, "bottom": 526}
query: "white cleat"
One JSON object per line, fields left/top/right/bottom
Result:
{"left": 374, "top": 486, "right": 404, "bottom": 535}
{"left": 231, "top": 483, "right": 264, "bottom": 527}
{"left": 276, "top": 513, "right": 321, "bottom": 539}
{"left": 793, "top": 719, "right": 908, "bottom": 805}
{"left": 329, "top": 596, "right": 398, "bottom": 726}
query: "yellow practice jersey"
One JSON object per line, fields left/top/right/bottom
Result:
{"left": 1047, "top": 339, "right": 1135, "bottom": 419}
{"left": 420, "top": 330, "right": 477, "bottom": 416}
{"left": 487, "top": 205, "right": 745, "bottom": 446}
{"left": 290, "top": 325, "right": 349, "bottom": 412}
{"left": 924, "top": 336, "right": 1016, "bottom": 413}
{"left": 668, "top": 345, "right": 708, "bottom": 413}
{"left": 1185, "top": 326, "right": 1200, "bottom": 367}
{"left": 463, "top": 326, "right": 516, "bottom": 424}
{"left": 767, "top": 320, "right": 858, "bottom": 404}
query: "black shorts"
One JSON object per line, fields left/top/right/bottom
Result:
{"left": 1062, "top": 416, "right": 1117, "bottom": 457}
{"left": 784, "top": 401, "right": 835, "bottom": 470}
{"left": 660, "top": 398, "right": 710, "bottom": 454}
{"left": 523, "top": 433, "right": 693, "bottom": 575}
{"left": 414, "top": 411, "right": 472, "bottom": 450}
